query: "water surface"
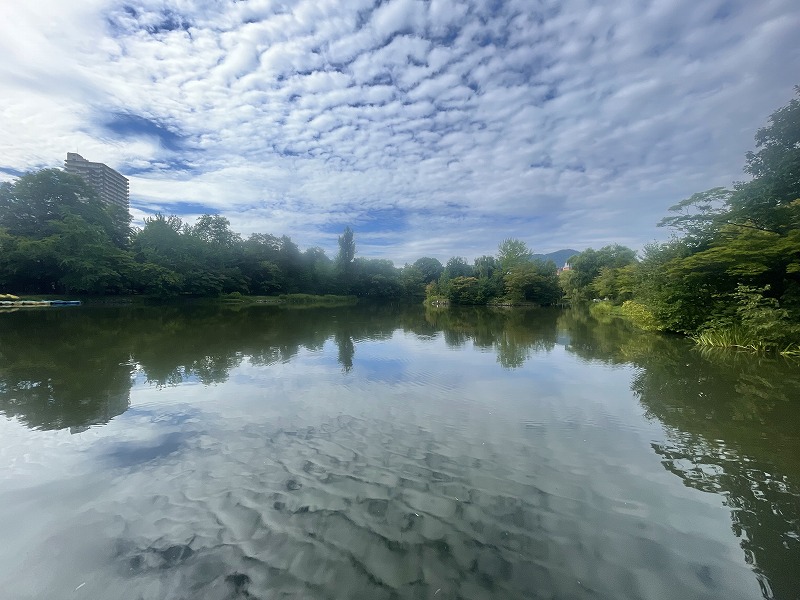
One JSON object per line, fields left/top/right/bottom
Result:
{"left": 1, "top": 303, "right": 798, "bottom": 599}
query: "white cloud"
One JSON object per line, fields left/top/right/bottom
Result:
{"left": 0, "top": 0, "right": 798, "bottom": 264}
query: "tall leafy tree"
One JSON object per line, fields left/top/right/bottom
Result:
{"left": 497, "top": 238, "right": 531, "bottom": 273}
{"left": 504, "top": 260, "right": 561, "bottom": 305}
{"left": 0, "top": 168, "right": 130, "bottom": 247}
{"left": 733, "top": 85, "right": 800, "bottom": 234}
{"left": 561, "top": 245, "right": 637, "bottom": 303}
{"left": 336, "top": 226, "right": 356, "bottom": 293}
{"left": 473, "top": 255, "right": 497, "bottom": 279}
{"left": 412, "top": 257, "right": 444, "bottom": 283}
{"left": 303, "top": 246, "right": 333, "bottom": 294}
{"left": 0, "top": 169, "right": 134, "bottom": 293}
{"left": 648, "top": 87, "right": 800, "bottom": 339}
{"left": 336, "top": 226, "right": 356, "bottom": 269}
{"left": 444, "top": 256, "right": 473, "bottom": 278}
{"left": 240, "top": 233, "right": 282, "bottom": 295}
{"left": 190, "top": 214, "right": 241, "bottom": 248}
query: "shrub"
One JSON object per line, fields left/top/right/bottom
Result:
{"left": 619, "top": 301, "right": 664, "bottom": 331}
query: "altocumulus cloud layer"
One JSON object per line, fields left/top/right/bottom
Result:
{"left": 1, "top": 0, "right": 798, "bottom": 262}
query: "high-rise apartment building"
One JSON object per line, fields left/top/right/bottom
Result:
{"left": 64, "top": 152, "right": 129, "bottom": 212}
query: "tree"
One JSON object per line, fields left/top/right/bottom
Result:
{"left": 0, "top": 169, "right": 138, "bottom": 294}
{"left": 658, "top": 188, "right": 733, "bottom": 249}
{"left": 633, "top": 240, "right": 718, "bottom": 333}
{"left": 277, "top": 235, "right": 305, "bottom": 293}
{"left": 497, "top": 238, "right": 531, "bottom": 273}
{"left": 732, "top": 85, "right": 800, "bottom": 234}
{"left": 351, "top": 258, "right": 402, "bottom": 296}
{"left": 412, "top": 257, "right": 444, "bottom": 283}
{"left": 643, "top": 89, "right": 800, "bottom": 336}
{"left": 241, "top": 233, "right": 283, "bottom": 295}
{"left": 593, "top": 264, "right": 637, "bottom": 302}
{"left": 335, "top": 226, "right": 356, "bottom": 293}
{"left": 561, "top": 245, "right": 637, "bottom": 302}
{"left": 503, "top": 260, "right": 561, "bottom": 305}
{"left": 0, "top": 168, "right": 129, "bottom": 247}
{"left": 400, "top": 264, "right": 426, "bottom": 296}
{"left": 337, "top": 226, "right": 356, "bottom": 269}
{"left": 50, "top": 215, "right": 132, "bottom": 294}
{"left": 444, "top": 256, "right": 473, "bottom": 278}
{"left": 473, "top": 255, "right": 497, "bottom": 280}
{"left": 190, "top": 214, "right": 241, "bottom": 248}
{"left": 303, "top": 247, "right": 333, "bottom": 294}
{"left": 448, "top": 277, "right": 482, "bottom": 304}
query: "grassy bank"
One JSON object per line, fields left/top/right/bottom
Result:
{"left": 590, "top": 300, "right": 800, "bottom": 355}
{"left": 219, "top": 293, "right": 358, "bottom": 307}
{"left": 589, "top": 300, "right": 663, "bottom": 331}
{"left": 2, "top": 292, "right": 358, "bottom": 308}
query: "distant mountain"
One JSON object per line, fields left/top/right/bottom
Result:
{"left": 532, "top": 249, "right": 579, "bottom": 268}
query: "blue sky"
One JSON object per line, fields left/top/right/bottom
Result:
{"left": 1, "top": 0, "right": 798, "bottom": 264}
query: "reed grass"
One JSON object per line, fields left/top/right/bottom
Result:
{"left": 691, "top": 326, "right": 800, "bottom": 355}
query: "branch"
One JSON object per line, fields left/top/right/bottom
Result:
{"left": 723, "top": 220, "right": 782, "bottom": 235}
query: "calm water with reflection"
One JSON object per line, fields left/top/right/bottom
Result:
{"left": 1, "top": 303, "right": 798, "bottom": 600}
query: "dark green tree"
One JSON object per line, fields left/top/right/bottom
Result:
{"left": 241, "top": 233, "right": 283, "bottom": 295}
{"left": 561, "top": 245, "right": 638, "bottom": 303}
{"left": 190, "top": 214, "right": 242, "bottom": 248}
{"left": 336, "top": 226, "right": 356, "bottom": 293}
{"left": 473, "top": 255, "right": 497, "bottom": 279}
{"left": 336, "top": 226, "right": 356, "bottom": 269}
{"left": 0, "top": 168, "right": 130, "bottom": 247}
{"left": 412, "top": 257, "right": 444, "bottom": 283}
{"left": 504, "top": 260, "right": 561, "bottom": 305}
{"left": 444, "top": 256, "right": 473, "bottom": 278}
{"left": 733, "top": 85, "right": 800, "bottom": 234}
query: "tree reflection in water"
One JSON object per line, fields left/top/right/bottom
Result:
{"left": 558, "top": 308, "right": 800, "bottom": 600}
{"left": 0, "top": 303, "right": 797, "bottom": 598}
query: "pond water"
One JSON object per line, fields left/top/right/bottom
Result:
{"left": 0, "top": 303, "right": 798, "bottom": 600}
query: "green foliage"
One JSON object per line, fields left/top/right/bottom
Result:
{"left": 412, "top": 257, "right": 444, "bottom": 283}
{"left": 633, "top": 240, "right": 715, "bottom": 333}
{"left": 503, "top": 260, "right": 560, "bottom": 305}
{"left": 497, "top": 238, "right": 531, "bottom": 272}
{"left": 0, "top": 175, "right": 415, "bottom": 300}
{"left": 658, "top": 187, "right": 732, "bottom": 248}
{"left": 424, "top": 278, "right": 455, "bottom": 305}
{"left": 3, "top": 88, "right": 797, "bottom": 319}
{"left": 0, "top": 171, "right": 135, "bottom": 294}
{"left": 400, "top": 264, "right": 426, "bottom": 296}
{"left": 336, "top": 226, "right": 356, "bottom": 268}
{"left": 0, "top": 169, "right": 130, "bottom": 247}
{"left": 592, "top": 263, "right": 637, "bottom": 302}
{"left": 444, "top": 256, "right": 473, "bottom": 279}
{"left": 560, "top": 244, "right": 638, "bottom": 303}
{"left": 447, "top": 276, "right": 482, "bottom": 304}
{"left": 190, "top": 214, "right": 241, "bottom": 248}
{"left": 695, "top": 285, "right": 800, "bottom": 352}
{"left": 473, "top": 255, "right": 497, "bottom": 279}
{"left": 279, "top": 293, "right": 356, "bottom": 305}
{"left": 335, "top": 226, "right": 356, "bottom": 293}
{"left": 619, "top": 301, "right": 664, "bottom": 332}
{"left": 350, "top": 258, "right": 403, "bottom": 297}
{"left": 632, "top": 89, "right": 800, "bottom": 348}
{"left": 734, "top": 85, "right": 800, "bottom": 234}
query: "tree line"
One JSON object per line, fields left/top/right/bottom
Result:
{"left": 560, "top": 87, "right": 800, "bottom": 351}
{"left": 1, "top": 87, "right": 797, "bottom": 348}
{"left": 0, "top": 171, "right": 561, "bottom": 302}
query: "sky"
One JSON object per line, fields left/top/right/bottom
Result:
{"left": 1, "top": 0, "right": 798, "bottom": 264}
